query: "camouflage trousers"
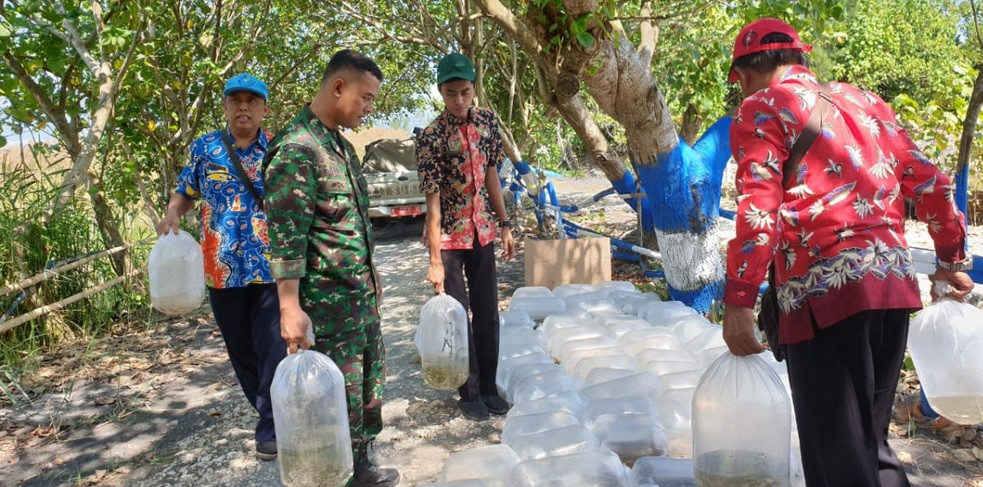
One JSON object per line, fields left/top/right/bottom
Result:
{"left": 313, "top": 314, "right": 386, "bottom": 463}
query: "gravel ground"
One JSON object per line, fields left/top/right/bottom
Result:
{"left": 2, "top": 175, "right": 981, "bottom": 486}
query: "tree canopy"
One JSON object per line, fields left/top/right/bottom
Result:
{"left": 0, "top": 0, "right": 980, "bottom": 323}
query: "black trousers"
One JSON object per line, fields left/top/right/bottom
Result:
{"left": 785, "top": 309, "right": 912, "bottom": 487}
{"left": 441, "top": 236, "right": 500, "bottom": 400}
{"left": 208, "top": 283, "right": 286, "bottom": 442}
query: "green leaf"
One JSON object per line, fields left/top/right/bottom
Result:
{"left": 576, "top": 32, "right": 594, "bottom": 49}
{"left": 0, "top": 135, "right": 6, "bottom": 148}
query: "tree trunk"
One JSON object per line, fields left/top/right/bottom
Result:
{"left": 474, "top": 0, "right": 733, "bottom": 310}
{"left": 552, "top": 93, "right": 656, "bottom": 228}
{"left": 956, "top": 66, "right": 983, "bottom": 220}
{"left": 680, "top": 103, "right": 701, "bottom": 146}
{"left": 55, "top": 73, "right": 115, "bottom": 208}
{"left": 562, "top": 4, "right": 730, "bottom": 311}
{"left": 89, "top": 189, "right": 128, "bottom": 276}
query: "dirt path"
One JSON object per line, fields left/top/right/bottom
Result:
{"left": 1, "top": 176, "right": 981, "bottom": 486}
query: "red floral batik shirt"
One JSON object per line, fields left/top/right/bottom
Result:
{"left": 725, "top": 65, "right": 967, "bottom": 344}
{"left": 417, "top": 107, "right": 504, "bottom": 250}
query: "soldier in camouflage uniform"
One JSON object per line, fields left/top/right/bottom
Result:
{"left": 262, "top": 50, "right": 399, "bottom": 487}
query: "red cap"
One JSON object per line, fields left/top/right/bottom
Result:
{"left": 728, "top": 18, "right": 812, "bottom": 83}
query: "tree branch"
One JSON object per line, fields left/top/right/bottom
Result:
{"left": 1, "top": 51, "right": 81, "bottom": 156}
{"left": 35, "top": 1, "right": 102, "bottom": 77}
{"left": 957, "top": 67, "right": 983, "bottom": 174}
{"left": 637, "top": 1, "right": 657, "bottom": 67}
{"left": 473, "top": 0, "right": 545, "bottom": 62}
{"left": 338, "top": 6, "right": 435, "bottom": 47}
{"left": 971, "top": 0, "right": 983, "bottom": 52}
{"left": 110, "top": 19, "right": 144, "bottom": 96}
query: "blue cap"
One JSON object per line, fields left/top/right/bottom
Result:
{"left": 224, "top": 73, "right": 268, "bottom": 100}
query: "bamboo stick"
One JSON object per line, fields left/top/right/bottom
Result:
{"left": 0, "top": 237, "right": 153, "bottom": 298}
{"left": 0, "top": 268, "right": 143, "bottom": 334}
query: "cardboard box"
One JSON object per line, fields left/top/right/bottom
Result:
{"left": 524, "top": 237, "right": 612, "bottom": 288}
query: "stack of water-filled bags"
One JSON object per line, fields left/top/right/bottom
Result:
{"left": 420, "top": 281, "right": 805, "bottom": 487}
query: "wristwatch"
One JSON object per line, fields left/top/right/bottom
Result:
{"left": 937, "top": 257, "right": 974, "bottom": 272}
{"left": 499, "top": 220, "right": 514, "bottom": 229}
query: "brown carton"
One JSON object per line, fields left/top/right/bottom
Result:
{"left": 524, "top": 238, "right": 612, "bottom": 288}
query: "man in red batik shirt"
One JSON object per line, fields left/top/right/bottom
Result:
{"left": 417, "top": 53, "right": 516, "bottom": 421}
{"left": 722, "top": 18, "right": 973, "bottom": 487}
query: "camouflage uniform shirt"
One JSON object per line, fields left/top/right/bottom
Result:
{"left": 262, "top": 105, "right": 379, "bottom": 335}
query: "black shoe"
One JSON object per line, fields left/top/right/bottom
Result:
{"left": 255, "top": 440, "right": 277, "bottom": 461}
{"left": 352, "top": 455, "right": 400, "bottom": 487}
{"left": 481, "top": 394, "right": 510, "bottom": 415}
{"left": 458, "top": 398, "right": 490, "bottom": 421}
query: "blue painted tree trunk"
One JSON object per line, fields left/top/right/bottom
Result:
{"left": 602, "top": 115, "right": 732, "bottom": 312}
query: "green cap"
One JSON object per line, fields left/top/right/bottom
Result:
{"left": 436, "top": 52, "right": 476, "bottom": 86}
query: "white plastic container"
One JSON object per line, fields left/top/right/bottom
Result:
{"left": 512, "top": 286, "right": 554, "bottom": 299}
{"left": 673, "top": 316, "right": 715, "bottom": 342}
{"left": 572, "top": 354, "right": 637, "bottom": 380}
{"left": 421, "top": 480, "right": 489, "bottom": 487}
{"left": 505, "top": 391, "right": 586, "bottom": 421}
{"left": 594, "top": 280, "right": 639, "bottom": 293}
{"left": 622, "top": 333, "right": 687, "bottom": 359}
{"left": 506, "top": 424, "right": 602, "bottom": 461}
{"left": 561, "top": 347, "right": 625, "bottom": 376}
{"left": 500, "top": 327, "right": 549, "bottom": 358}
{"left": 501, "top": 410, "right": 582, "bottom": 445}
{"left": 552, "top": 283, "right": 596, "bottom": 299}
{"left": 500, "top": 310, "right": 535, "bottom": 329}
{"left": 548, "top": 325, "right": 606, "bottom": 355}
{"left": 583, "top": 396, "right": 658, "bottom": 426}
{"left": 558, "top": 337, "right": 620, "bottom": 361}
{"left": 575, "top": 299, "right": 622, "bottom": 315}
{"left": 585, "top": 367, "right": 638, "bottom": 386}
{"left": 506, "top": 363, "right": 565, "bottom": 398}
{"left": 588, "top": 413, "right": 668, "bottom": 464}
{"left": 640, "top": 355, "right": 702, "bottom": 378}
{"left": 416, "top": 294, "right": 470, "bottom": 390}
{"left": 628, "top": 457, "right": 696, "bottom": 487}
{"left": 505, "top": 450, "right": 629, "bottom": 487}
{"left": 616, "top": 292, "right": 662, "bottom": 315}
{"left": 508, "top": 296, "right": 566, "bottom": 320}
{"left": 510, "top": 368, "right": 582, "bottom": 404}
{"left": 563, "top": 290, "right": 612, "bottom": 308}
{"left": 543, "top": 315, "right": 593, "bottom": 339}
{"left": 439, "top": 444, "right": 521, "bottom": 487}
{"left": 148, "top": 230, "right": 205, "bottom": 315}
{"left": 579, "top": 372, "right": 662, "bottom": 403}
{"left": 497, "top": 351, "right": 553, "bottom": 395}
{"left": 638, "top": 301, "right": 698, "bottom": 326}
{"left": 271, "top": 349, "right": 353, "bottom": 487}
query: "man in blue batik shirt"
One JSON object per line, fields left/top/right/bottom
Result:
{"left": 157, "top": 73, "right": 287, "bottom": 461}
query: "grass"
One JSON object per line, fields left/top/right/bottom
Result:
{"left": 0, "top": 144, "right": 154, "bottom": 403}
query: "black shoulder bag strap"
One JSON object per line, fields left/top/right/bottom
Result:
{"left": 759, "top": 83, "right": 831, "bottom": 361}
{"left": 781, "top": 84, "right": 832, "bottom": 188}
{"left": 221, "top": 129, "right": 264, "bottom": 211}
